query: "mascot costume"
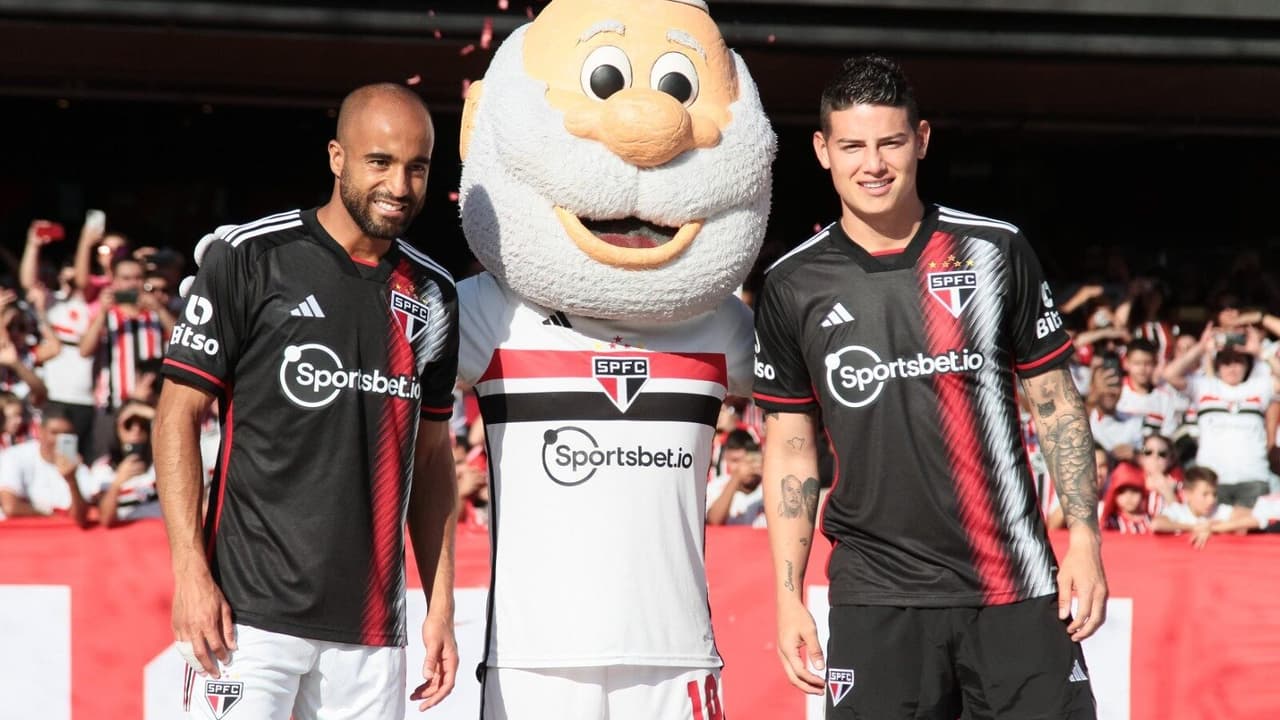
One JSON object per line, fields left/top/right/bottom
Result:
{"left": 456, "top": 0, "right": 775, "bottom": 717}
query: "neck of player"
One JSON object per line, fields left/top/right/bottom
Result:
{"left": 840, "top": 194, "right": 925, "bottom": 255}
{"left": 316, "top": 199, "right": 392, "bottom": 265}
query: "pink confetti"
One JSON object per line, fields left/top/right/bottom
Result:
{"left": 406, "top": 74, "right": 421, "bottom": 86}
{"left": 433, "top": 29, "right": 442, "bottom": 39}
{"left": 461, "top": 78, "right": 473, "bottom": 98}
{"left": 813, "top": 223, "right": 822, "bottom": 233}
{"left": 480, "top": 17, "right": 494, "bottom": 49}
{"left": 460, "top": 43, "right": 476, "bottom": 56}
{"left": 526, "top": 6, "right": 534, "bottom": 19}
{"left": 449, "top": 191, "right": 460, "bottom": 202}
{"left": 767, "top": 34, "right": 777, "bottom": 43}
{"left": 497, "top": 0, "right": 508, "bottom": 9}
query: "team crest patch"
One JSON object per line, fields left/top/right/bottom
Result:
{"left": 592, "top": 356, "right": 649, "bottom": 412}
{"left": 827, "top": 668, "right": 855, "bottom": 707}
{"left": 391, "top": 290, "right": 431, "bottom": 343}
{"left": 205, "top": 680, "right": 243, "bottom": 718}
{"left": 927, "top": 269, "right": 979, "bottom": 318}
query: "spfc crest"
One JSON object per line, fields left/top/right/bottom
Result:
{"left": 205, "top": 680, "right": 243, "bottom": 719}
{"left": 391, "top": 290, "right": 431, "bottom": 343}
{"left": 827, "top": 668, "right": 855, "bottom": 707}
{"left": 592, "top": 356, "right": 649, "bottom": 412}
{"left": 927, "top": 270, "right": 978, "bottom": 318}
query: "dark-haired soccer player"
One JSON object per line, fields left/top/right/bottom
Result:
{"left": 156, "top": 83, "right": 460, "bottom": 719}
{"left": 755, "top": 55, "right": 1106, "bottom": 718}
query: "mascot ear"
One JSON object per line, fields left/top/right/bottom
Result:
{"left": 459, "top": 79, "right": 485, "bottom": 161}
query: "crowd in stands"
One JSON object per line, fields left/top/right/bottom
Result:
{"left": 4, "top": 212, "right": 1280, "bottom": 548}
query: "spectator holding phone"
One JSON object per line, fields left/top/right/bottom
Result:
{"left": 0, "top": 409, "right": 93, "bottom": 526}
{"left": 1087, "top": 361, "right": 1143, "bottom": 464}
{"left": 0, "top": 392, "right": 31, "bottom": 449}
{"left": 87, "top": 400, "right": 158, "bottom": 527}
{"left": 0, "top": 284, "right": 49, "bottom": 407}
{"left": 1164, "top": 324, "right": 1278, "bottom": 508}
{"left": 72, "top": 209, "right": 126, "bottom": 304}
{"left": 1116, "top": 338, "right": 1182, "bottom": 438}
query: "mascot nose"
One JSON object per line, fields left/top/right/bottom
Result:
{"left": 598, "top": 88, "right": 696, "bottom": 168}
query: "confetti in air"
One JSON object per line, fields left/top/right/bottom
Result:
{"left": 498, "top": 0, "right": 508, "bottom": 9}
{"left": 461, "top": 78, "right": 472, "bottom": 98}
{"left": 406, "top": 74, "right": 422, "bottom": 86}
{"left": 449, "top": 191, "right": 460, "bottom": 202}
{"left": 460, "top": 43, "right": 476, "bottom": 55}
{"left": 480, "top": 17, "right": 494, "bottom": 49}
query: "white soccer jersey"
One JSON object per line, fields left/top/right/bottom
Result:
{"left": 458, "top": 272, "right": 753, "bottom": 669}
{"left": 1116, "top": 379, "right": 1181, "bottom": 438}
{"left": 1189, "top": 373, "right": 1274, "bottom": 486}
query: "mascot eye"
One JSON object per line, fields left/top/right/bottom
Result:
{"left": 580, "top": 45, "right": 633, "bottom": 101}
{"left": 650, "top": 51, "right": 699, "bottom": 106}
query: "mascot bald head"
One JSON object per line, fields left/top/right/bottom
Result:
{"left": 459, "top": 0, "right": 775, "bottom": 322}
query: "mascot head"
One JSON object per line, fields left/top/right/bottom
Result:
{"left": 459, "top": 0, "right": 775, "bottom": 322}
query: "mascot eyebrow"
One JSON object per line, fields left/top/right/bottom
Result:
{"left": 666, "top": 29, "right": 706, "bottom": 60}
{"left": 579, "top": 20, "right": 626, "bottom": 44}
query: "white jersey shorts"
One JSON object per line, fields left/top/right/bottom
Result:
{"left": 482, "top": 665, "right": 725, "bottom": 720}
{"left": 183, "top": 623, "right": 404, "bottom": 720}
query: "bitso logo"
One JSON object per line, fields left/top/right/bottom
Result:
{"left": 592, "top": 356, "right": 649, "bottom": 412}
{"left": 824, "top": 345, "right": 985, "bottom": 408}
{"left": 278, "top": 343, "right": 420, "bottom": 409}
{"left": 541, "top": 426, "right": 694, "bottom": 487}
{"left": 184, "top": 294, "right": 214, "bottom": 325}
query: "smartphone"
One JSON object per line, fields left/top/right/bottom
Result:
{"left": 1217, "top": 331, "right": 1247, "bottom": 347}
{"left": 85, "top": 209, "right": 106, "bottom": 234}
{"left": 55, "top": 433, "right": 78, "bottom": 462}
{"left": 1099, "top": 353, "right": 1123, "bottom": 385}
{"left": 34, "top": 221, "right": 65, "bottom": 243}
{"left": 114, "top": 288, "right": 139, "bottom": 305}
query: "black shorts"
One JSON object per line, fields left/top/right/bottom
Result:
{"left": 824, "top": 594, "right": 1096, "bottom": 720}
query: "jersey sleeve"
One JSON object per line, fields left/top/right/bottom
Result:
{"left": 456, "top": 273, "right": 502, "bottom": 387}
{"left": 419, "top": 282, "right": 459, "bottom": 423}
{"left": 1007, "top": 233, "right": 1073, "bottom": 377}
{"left": 162, "top": 239, "right": 252, "bottom": 396}
{"left": 724, "top": 297, "right": 756, "bottom": 398}
{"left": 751, "top": 273, "right": 819, "bottom": 414}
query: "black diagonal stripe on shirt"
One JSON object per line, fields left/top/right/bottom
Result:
{"left": 478, "top": 391, "right": 721, "bottom": 427}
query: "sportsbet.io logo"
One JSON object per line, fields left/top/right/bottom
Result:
{"left": 541, "top": 426, "right": 694, "bottom": 487}
{"left": 824, "top": 344, "right": 985, "bottom": 408}
{"left": 278, "top": 343, "right": 421, "bottom": 409}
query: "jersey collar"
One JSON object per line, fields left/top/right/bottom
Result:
{"left": 828, "top": 204, "right": 940, "bottom": 274}
{"left": 301, "top": 208, "right": 398, "bottom": 283}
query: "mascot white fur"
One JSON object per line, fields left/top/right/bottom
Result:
{"left": 455, "top": 0, "right": 775, "bottom": 716}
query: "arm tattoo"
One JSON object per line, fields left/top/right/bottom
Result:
{"left": 779, "top": 475, "right": 804, "bottom": 518}
{"left": 787, "top": 436, "right": 806, "bottom": 451}
{"left": 802, "top": 477, "right": 820, "bottom": 520}
{"left": 1028, "top": 369, "right": 1100, "bottom": 535}
{"left": 784, "top": 560, "right": 795, "bottom": 592}
{"left": 764, "top": 412, "right": 780, "bottom": 422}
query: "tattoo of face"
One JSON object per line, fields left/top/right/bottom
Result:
{"left": 1030, "top": 368, "right": 1101, "bottom": 536}
{"left": 802, "top": 477, "right": 820, "bottom": 519}
{"left": 787, "top": 436, "right": 806, "bottom": 451}
{"left": 784, "top": 560, "right": 795, "bottom": 592}
{"left": 779, "top": 475, "right": 804, "bottom": 518}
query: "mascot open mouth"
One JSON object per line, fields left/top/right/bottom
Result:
{"left": 554, "top": 207, "right": 703, "bottom": 269}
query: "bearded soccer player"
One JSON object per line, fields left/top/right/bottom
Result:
{"left": 754, "top": 56, "right": 1107, "bottom": 719}
{"left": 155, "top": 84, "right": 460, "bottom": 720}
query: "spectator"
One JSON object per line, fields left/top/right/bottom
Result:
{"left": 86, "top": 401, "right": 158, "bottom": 527}
{"left": 1116, "top": 338, "right": 1181, "bottom": 437}
{"left": 1045, "top": 443, "right": 1110, "bottom": 530}
{"left": 1164, "top": 324, "right": 1277, "bottom": 508}
{"left": 454, "top": 437, "right": 489, "bottom": 527}
{"left": 79, "top": 255, "right": 174, "bottom": 456}
{"left": 0, "top": 409, "right": 93, "bottom": 526}
{"left": 1100, "top": 474, "right": 1152, "bottom": 534}
{"left": 73, "top": 217, "right": 128, "bottom": 304}
{"left": 1153, "top": 467, "right": 1236, "bottom": 548}
{"left": 1087, "top": 364, "right": 1143, "bottom": 464}
{"left": 0, "top": 392, "right": 30, "bottom": 448}
{"left": 713, "top": 428, "right": 755, "bottom": 481}
{"left": 706, "top": 438, "right": 764, "bottom": 527}
{"left": 0, "top": 284, "right": 49, "bottom": 406}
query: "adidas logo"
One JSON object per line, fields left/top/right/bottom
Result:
{"left": 289, "top": 294, "right": 325, "bottom": 318}
{"left": 820, "top": 302, "right": 854, "bottom": 328}
{"left": 542, "top": 311, "right": 572, "bottom": 328}
{"left": 1068, "top": 659, "right": 1089, "bottom": 683}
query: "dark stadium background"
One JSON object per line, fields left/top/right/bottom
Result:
{"left": 2, "top": 0, "right": 1277, "bottom": 300}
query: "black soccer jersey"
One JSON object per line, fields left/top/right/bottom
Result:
{"left": 162, "top": 208, "right": 458, "bottom": 646}
{"left": 753, "top": 205, "right": 1073, "bottom": 608}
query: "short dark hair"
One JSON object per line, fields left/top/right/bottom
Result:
{"left": 724, "top": 429, "right": 756, "bottom": 453}
{"left": 111, "top": 254, "right": 142, "bottom": 273}
{"left": 820, "top": 55, "right": 919, "bottom": 135}
{"left": 1184, "top": 466, "right": 1219, "bottom": 490}
{"left": 1126, "top": 338, "right": 1159, "bottom": 360}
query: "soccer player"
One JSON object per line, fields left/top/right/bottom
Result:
{"left": 754, "top": 56, "right": 1107, "bottom": 719}
{"left": 155, "top": 83, "right": 460, "bottom": 720}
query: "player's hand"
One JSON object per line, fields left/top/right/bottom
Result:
{"left": 410, "top": 611, "right": 458, "bottom": 711}
{"left": 1059, "top": 528, "right": 1108, "bottom": 642}
{"left": 775, "top": 599, "right": 825, "bottom": 695}
{"left": 172, "top": 570, "right": 236, "bottom": 678}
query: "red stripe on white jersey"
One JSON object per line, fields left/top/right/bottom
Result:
{"left": 478, "top": 348, "right": 727, "bottom": 385}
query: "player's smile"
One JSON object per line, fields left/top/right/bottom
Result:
{"left": 858, "top": 177, "right": 894, "bottom": 197}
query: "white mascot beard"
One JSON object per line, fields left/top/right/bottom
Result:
{"left": 460, "top": 25, "right": 776, "bottom": 322}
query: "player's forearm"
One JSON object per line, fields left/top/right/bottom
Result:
{"left": 154, "top": 387, "right": 214, "bottom": 576}
{"left": 762, "top": 412, "right": 821, "bottom": 606}
{"left": 408, "top": 421, "right": 458, "bottom": 620}
{"left": 1021, "top": 367, "right": 1101, "bottom": 540}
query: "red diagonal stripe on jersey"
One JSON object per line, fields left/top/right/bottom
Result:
{"left": 362, "top": 261, "right": 418, "bottom": 644}
{"left": 918, "top": 231, "right": 1016, "bottom": 602}
{"left": 207, "top": 397, "right": 234, "bottom": 564}
{"left": 478, "top": 349, "right": 727, "bottom": 385}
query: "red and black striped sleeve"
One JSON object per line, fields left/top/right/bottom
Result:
{"left": 752, "top": 272, "right": 819, "bottom": 413}
{"left": 1007, "top": 233, "right": 1073, "bottom": 378}
{"left": 162, "top": 239, "right": 252, "bottom": 397}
